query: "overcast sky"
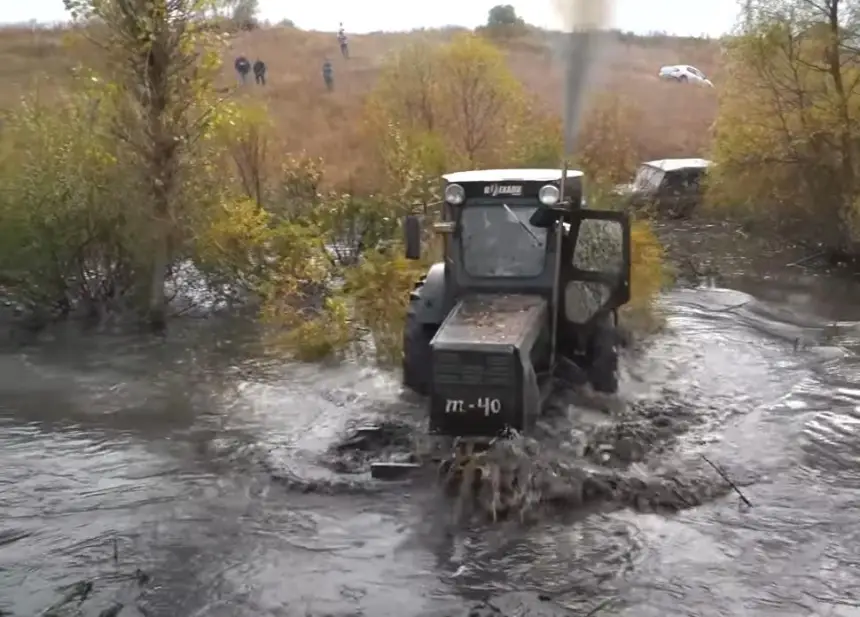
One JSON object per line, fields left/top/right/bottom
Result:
{"left": 5, "top": 0, "right": 742, "bottom": 37}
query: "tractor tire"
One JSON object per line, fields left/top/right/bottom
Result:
{"left": 587, "top": 321, "right": 619, "bottom": 394}
{"left": 402, "top": 291, "right": 437, "bottom": 396}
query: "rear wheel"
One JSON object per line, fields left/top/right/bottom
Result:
{"left": 402, "top": 288, "right": 438, "bottom": 396}
{"left": 587, "top": 317, "right": 619, "bottom": 394}
{"left": 678, "top": 74, "right": 688, "bottom": 83}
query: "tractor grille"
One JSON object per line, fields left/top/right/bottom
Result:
{"left": 432, "top": 351, "right": 515, "bottom": 387}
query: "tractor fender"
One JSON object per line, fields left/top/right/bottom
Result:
{"left": 411, "top": 262, "right": 447, "bottom": 325}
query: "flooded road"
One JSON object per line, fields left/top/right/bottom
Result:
{"left": 3, "top": 266, "right": 860, "bottom": 616}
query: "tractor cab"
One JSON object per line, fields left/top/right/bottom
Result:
{"left": 402, "top": 168, "right": 631, "bottom": 439}
{"left": 429, "top": 169, "right": 584, "bottom": 291}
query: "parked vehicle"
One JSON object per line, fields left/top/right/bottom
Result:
{"left": 658, "top": 64, "right": 713, "bottom": 87}
{"left": 619, "top": 158, "right": 710, "bottom": 219}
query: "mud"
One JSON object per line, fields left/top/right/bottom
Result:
{"left": 325, "top": 388, "right": 732, "bottom": 527}
{"left": 652, "top": 217, "right": 829, "bottom": 287}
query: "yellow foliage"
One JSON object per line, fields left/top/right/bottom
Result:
{"left": 624, "top": 220, "right": 668, "bottom": 332}
{"left": 436, "top": 33, "right": 526, "bottom": 166}
{"left": 509, "top": 108, "right": 563, "bottom": 168}
{"left": 365, "top": 33, "right": 528, "bottom": 171}
{"left": 274, "top": 297, "right": 353, "bottom": 363}
{"left": 344, "top": 250, "right": 427, "bottom": 365}
{"left": 194, "top": 197, "right": 271, "bottom": 272}
{"left": 576, "top": 92, "right": 642, "bottom": 187}
{"left": 706, "top": 17, "right": 860, "bottom": 248}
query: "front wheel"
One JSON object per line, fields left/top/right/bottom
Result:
{"left": 402, "top": 291, "right": 437, "bottom": 396}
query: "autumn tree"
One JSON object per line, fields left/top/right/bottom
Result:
{"left": 230, "top": 0, "right": 259, "bottom": 29}
{"left": 708, "top": 0, "right": 860, "bottom": 253}
{"left": 0, "top": 88, "right": 134, "bottom": 321}
{"left": 366, "top": 34, "right": 529, "bottom": 171}
{"left": 576, "top": 93, "right": 642, "bottom": 188}
{"left": 63, "top": 0, "right": 231, "bottom": 328}
{"left": 487, "top": 4, "right": 523, "bottom": 27}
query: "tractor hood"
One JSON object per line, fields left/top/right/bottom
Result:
{"left": 428, "top": 294, "right": 548, "bottom": 437}
{"left": 431, "top": 294, "right": 548, "bottom": 353}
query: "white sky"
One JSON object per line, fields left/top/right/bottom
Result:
{"left": 5, "top": 0, "right": 742, "bottom": 37}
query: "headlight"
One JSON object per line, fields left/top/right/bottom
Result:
{"left": 444, "top": 183, "right": 465, "bottom": 205}
{"left": 538, "top": 184, "right": 560, "bottom": 205}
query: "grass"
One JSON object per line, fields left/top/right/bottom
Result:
{"left": 0, "top": 23, "right": 722, "bottom": 188}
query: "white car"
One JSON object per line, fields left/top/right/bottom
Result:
{"left": 658, "top": 65, "right": 713, "bottom": 87}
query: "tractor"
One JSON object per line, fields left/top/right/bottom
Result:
{"left": 401, "top": 168, "right": 631, "bottom": 438}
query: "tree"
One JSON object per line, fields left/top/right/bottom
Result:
{"left": 63, "top": 0, "right": 230, "bottom": 328}
{"left": 487, "top": 4, "right": 524, "bottom": 28}
{"left": 231, "top": 0, "right": 259, "bottom": 30}
{"left": 210, "top": 0, "right": 256, "bottom": 21}
{"left": 708, "top": 0, "right": 860, "bottom": 253}
{"left": 0, "top": 89, "right": 134, "bottom": 321}
{"left": 367, "top": 34, "right": 527, "bottom": 169}
{"left": 438, "top": 34, "right": 527, "bottom": 165}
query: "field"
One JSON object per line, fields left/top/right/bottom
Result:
{"left": 0, "top": 24, "right": 723, "bottom": 187}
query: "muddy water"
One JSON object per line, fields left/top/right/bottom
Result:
{"left": 3, "top": 268, "right": 860, "bottom": 616}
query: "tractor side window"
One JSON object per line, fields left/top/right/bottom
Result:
{"left": 572, "top": 219, "right": 624, "bottom": 274}
{"left": 566, "top": 219, "right": 624, "bottom": 324}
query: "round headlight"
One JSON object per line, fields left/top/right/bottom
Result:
{"left": 538, "top": 184, "right": 560, "bottom": 205}
{"left": 444, "top": 183, "right": 465, "bottom": 205}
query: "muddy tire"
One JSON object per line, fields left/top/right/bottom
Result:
{"left": 587, "top": 321, "right": 619, "bottom": 394}
{"left": 402, "top": 289, "right": 437, "bottom": 396}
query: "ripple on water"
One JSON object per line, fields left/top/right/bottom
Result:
{"left": 5, "top": 282, "right": 860, "bottom": 616}
{"left": 793, "top": 358, "right": 860, "bottom": 487}
{"left": 422, "top": 513, "right": 648, "bottom": 609}
{"left": 0, "top": 422, "right": 221, "bottom": 614}
{"left": 199, "top": 362, "right": 423, "bottom": 491}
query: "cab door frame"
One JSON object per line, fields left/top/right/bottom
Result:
{"left": 554, "top": 208, "right": 631, "bottom": 357}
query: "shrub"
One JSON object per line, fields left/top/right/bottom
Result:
{"left": 706, "top": 1, "right": 860, "bottom": 254}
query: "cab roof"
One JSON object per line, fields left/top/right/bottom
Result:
{"left": 442, "top": 168, "right": 584, "bottom": 183}
{"left": 642, "top": 158, "right": 711, "bottom": 172}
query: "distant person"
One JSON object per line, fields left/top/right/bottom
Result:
{"left": 337, "top": 23, "right": 349, "bottom": 59}
{"left": 322, "top": 59, "right": 334, "bottom": 91}
{"left": 253, "top": 59, "right": 266, "bottom": 85}
{"left": 234, "top": 56, "right": 251, "bottom": 84}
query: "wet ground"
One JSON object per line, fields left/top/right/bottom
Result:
{"left": 4, "top": 222, "right": 860, "bottom": 616}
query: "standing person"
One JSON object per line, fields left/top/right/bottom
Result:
{"left": 234, "top": 56, "right": 250, "bottom": 84}
{"left": 253, "top": 59, "right": 266, "bottom": 85}
{"left": 322, "top": 58, "right": 334, "bottom": 91}
{"left": 337, "top": 23, "right": 349, "bottom": 59}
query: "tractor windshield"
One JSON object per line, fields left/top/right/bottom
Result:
{"left": 460, "top": 201, "right": 548, "bottom": 277}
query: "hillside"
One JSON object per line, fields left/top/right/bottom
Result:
{"left": 0, "top": 24, "right": 723, "bottom": 186}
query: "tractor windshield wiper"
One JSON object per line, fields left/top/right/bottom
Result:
{"left": 502, "top": 203, "right": 541, "bottom": 245}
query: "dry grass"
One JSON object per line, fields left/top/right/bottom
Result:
{"left": 0, "top": 24, "right": 722, "bottom": 187}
